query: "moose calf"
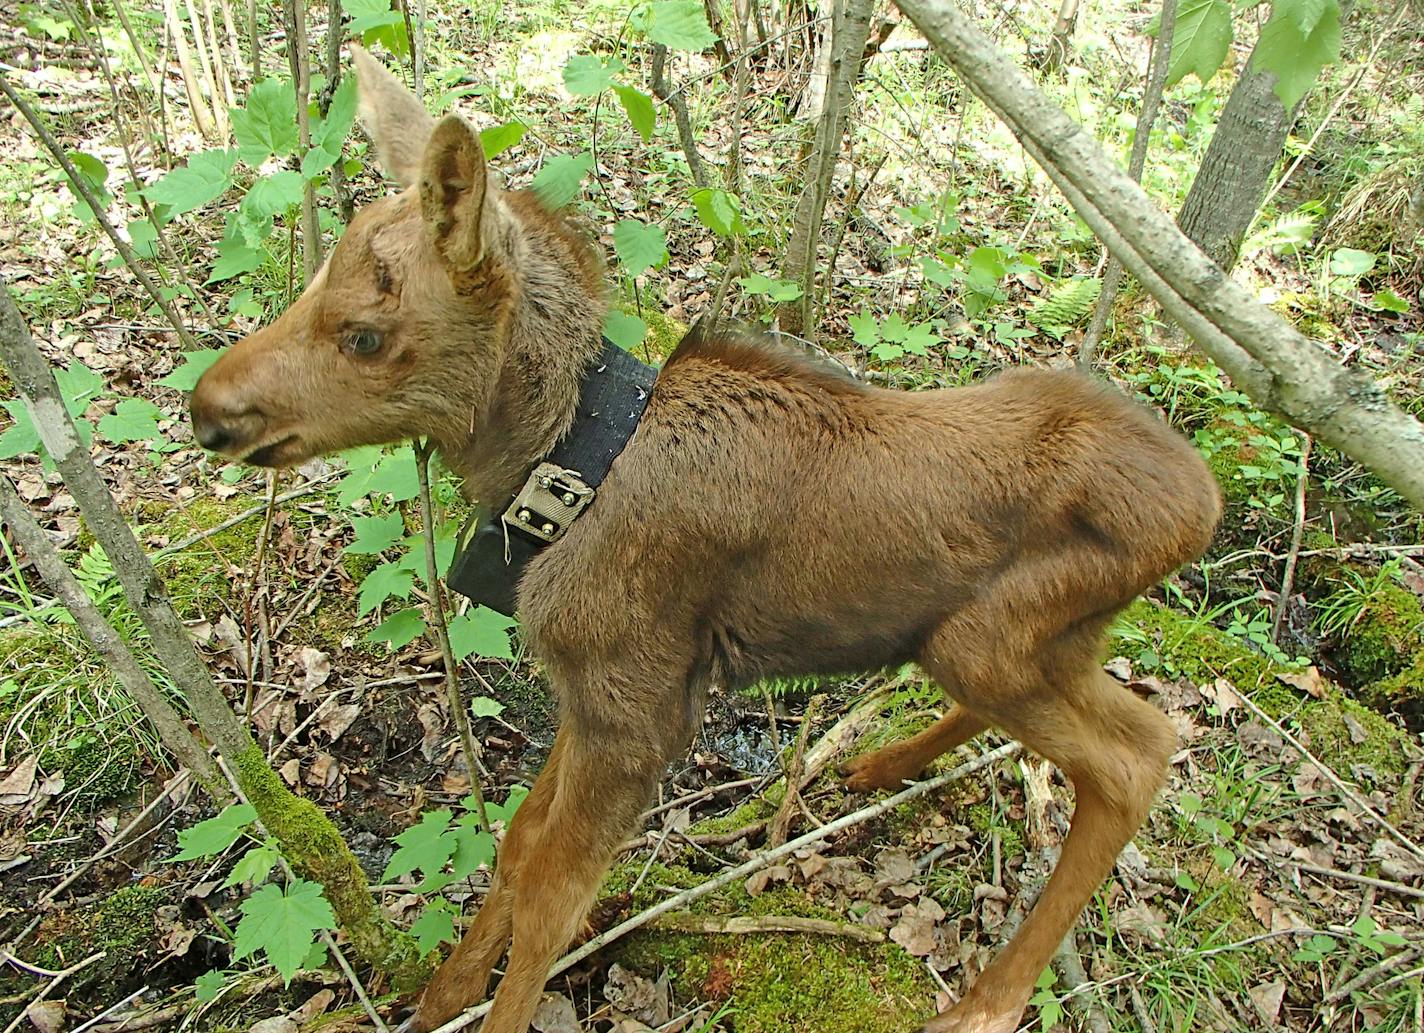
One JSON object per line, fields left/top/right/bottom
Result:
{"left": 191, "top": 46, "right": 1221, "bottom": 1033}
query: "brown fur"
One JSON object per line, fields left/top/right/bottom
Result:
{"left": 190, "top": 48, "right": 1222, "bottom": 1033}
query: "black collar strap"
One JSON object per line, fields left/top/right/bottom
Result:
{"left": 446, "top": 339, "right": 658, "bottom": 615}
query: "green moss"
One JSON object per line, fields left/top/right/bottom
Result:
{"left": 1362, "top": 654, "right": 1424, "bottom": 725}
{"left": 96, "top": 884, "right": 163, "bottom": 952}
{"left": 1119, "top": 601, "right": 1408, "bottom": 775}
{"left": 640, "top": 309, "right": 688, "bottom": 362}
{"left": 966, "top": 802, "right": 1024, "bottom": 860}
{"left": 1335, "top": 581, "right": 1424, "bottom": 685}
{"left": 53, "top": 732, "right": 143, "bottom": 808}
{"left": 687, "top": 796, "right": 775, "bottom": 837}
{"left": 608, "top": 886, "right": 935, "bottom": 1033}
{"left": 232, "top": 746, "right": 432, "bottom": 989}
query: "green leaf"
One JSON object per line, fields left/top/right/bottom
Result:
{"left": 0, "top": 403, "right": 40, "bottom": 460}
{"left": 901, "top": 322, "right": 939, "bottom": 357}
{"left": 343, "top": 0, "right": 402, "bottom": 35}
{"left": 448, "top": 606, "right": 517, "bottom": 662}
{"left": 1373, "top": 288, "right": 1409, "bottom": 314}
{"left": 304, "top": 76, "right": 358, "bottom": 178}
{"left": 170, "top": 803, "right": 257, "bottom": 861}
{"left": 1276, "top": 0, "right": 1330, "bottom": 38}
{"left": 603, "top": 310, "right": 647, "bottom": 350}
{"left": 531, "top": 153, "right": 593, "bottom": 210}
{"left": 209, "top": 235, "right": 264, "bottom": 284}
{"left": 613, "top": 220, "right": 668, "bottom": 277}
{"left": 964, "top": 246, "right": 1008, "bottom": 289}
{"left": 563, "top": 54, "right": 626, "bottom": 96}
{"left": 195, "top": 970, "right": 227, "bottom": 1002}
{"left": 613, "top": 84, "right": 656, "bottom": 142}
{"left": 336, "top": 445, "right": 420, "bottom": 506}
{"left": 347, "top": 512, "right": 405, "bottom": 554}
{"left": 223, "top": 840, "right": 281, "bottom": 888}
{"left": 382, "top": 809, "right": 457, "bottom": 882}
{"left": 690, "top": 188, "right": 743, "bottom": 237}
{"left": 644, "top": 0, "right": 717, "bottom": 50}
{"left": 126, "top": 219, "right": 159, "bottom": 259}
{"left": 367, "top": 607, "right": 425, "bottom": 647}
{"left": 1329, "top": 247, "right": 1376, "bottom": 278}
{"left": 358, "top": 561, "right": 415, "bottom": 616}
{"left": 411, "top": 905, "right": 457, "bottom": 954}
{"left": 847, "top": 312, "right": 879, "bottom": 348}
{"left": 145, "top": 149, "right": 238, "bottom": 215}
{"left": 68, "top": 152, "right": 111, "bottom": 221}
{"left": 485, "top": 785, "right": 528, "bottom": 825}
{"left": 98, "top": 398, "right": 164, "bottom": 443}
{"left": 879, "top": 313, "right": 910, "bottom": 343}
{"left": 231, "top": 79, "right": 300, "bottom": 165}
{"left": 739, "top": 273, "right": 801, "bottom": 301}
{"left": 480, "top": 121, "right": 528, "bottom": 160}
{"left": 448, "top": 825, "right": 497, "bottom": 879}
{"left": 241, "top": 171, "right": 306, "bottom": 221}
{"left": 158, "top": 349, "right": 227, "bottom": 392}
{"left": 470, "top": 695, "right": 505, "bottom": 718}
{"left": 232, "top": 879, "right": 336, "bottom": 985}
{"left": 56, "top": 362, "right": 104, "bottom": 417}
{"left": 1251, "top": 0, "right": 1340, "bottom": 109}
{"left": 1166, "top": 0, "right": 1233, "bottom": 87}
{"left": 395, "top": 528, "right": 457, "bottom": 585}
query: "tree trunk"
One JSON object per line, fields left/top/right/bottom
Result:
{"left": 778, "top": 0, "right": 877, "bottom": 337}
{"left": 894, "top": 0, "right": 1424, "bottom": 510}
{"left": 1176, "top": 43, "right": 1309, "bottom": 272}
{"left": 1042, "top": 0, "right": 1080, "bottom": 72}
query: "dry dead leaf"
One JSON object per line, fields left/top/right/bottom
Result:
{"left": 289, "top": 989, "right": 335, "bottom": 1025}
{"left": 603, "top": 964, "right": 669, "bottom": 1025}
{"left": 745, "top": 864, "right": 793, "bottom": 896}
{"left": 889, "top": 897, "right": 946, "bottom": 956}
{"left": 26, "top": 1000, "right": 65, "bottom": 1033}
{"left": 529, "top": 993, "right": 579, "bottom": 1033}
{"left": 318, "top": 702, "right": 361, "bottom": 743}
{"left": 298, "top": 647, "right": 332, "bottom": 691}
{"left": 1115, "top": 903, "right": 1168, "bottom": 945}
{"left": 247, "top": 1018, "right": 298, "bottom": 1033}
{"left": 1248, "top": 980, "right": 1285, "bottom": 1022}
{"left": 1276, "top": 666, "right": 1326, "bottom": 699}
{"left": 1201, "top": 678, "right": 1242, "bottom": 717}
{"left": 0, "top": 755, "right": 39, "bottom": 805}
{"left": 873, "top": 847, "right": 915, "bottom": 885}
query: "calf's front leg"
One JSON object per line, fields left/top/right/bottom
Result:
{"left": 412, "top": 723, "right": 673, "bottom": 1033}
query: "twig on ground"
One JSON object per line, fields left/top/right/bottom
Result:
{"left": 154, "top": 476, "right": 337, "bottom": 558}
{"left": 1053, "top": 933, "right": 1112, "bottom": 1033}
{"left": 1236, "top": 689, "right": 1424, "bottom": 861}
{"left": 649, "top": 913, "right": 885, "bottom": 943}
{"left": 640, "top": 777, "right": 759, "bottom": 822}
{"left": 1128, "top": 982, "right": 1158, "bottom": 1033}
{"left": 1292, "top": 859, "right": 1424, "bottom": 902}
{"left": 1324, "top": 946, "right": 1423, "bottom": 1004}
{"left": 69, "top": 986, "right": 149, "bottom": 1033}
{"left": 1272, "top": 433, "right": 1311, "bottom": 643}
{"left": 426, "top": 742, "right": 1022, "bottom": 1033}
{"left": 768, "top": 694, "right": 822, "bottom": 847}
{"left": 0, "top": 952, "right": 106, "bottom": 1033}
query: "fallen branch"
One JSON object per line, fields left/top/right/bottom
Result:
{"left": 649, "top": 912, "right": 885, "bottom": 943}
{"left": 425, "top": 741, "right": 1022, "bottom": 1033}
{"left": 894, "top": 0, "right": 1424, "bottom": 509}
{"left": 768, "top": 694, "right": 822, "bottom": 847}
{"left": 0, "top": 952, "right": 106, "bottom": 1033}
{"left": 1272, "top": 433, "right": 1312, "bottom": 643}
{"left": 1292, "top": 860, "right": 1424, "bottom": 902}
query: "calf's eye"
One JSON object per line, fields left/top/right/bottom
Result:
{"left": 347, "top": 330, "right": 383, "bottom": 356}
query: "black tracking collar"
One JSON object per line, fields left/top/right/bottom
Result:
{"left": 446, "top": 339, "right": 658, "bottom": 616}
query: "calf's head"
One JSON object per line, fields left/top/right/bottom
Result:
{"left": 190, "top": 47, "right": 516, "bottom": 467}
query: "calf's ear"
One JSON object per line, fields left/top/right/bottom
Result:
{"left": 351, "top": 44, "right": 435, "bottom": 189}
{"left": 418, "top": 114, "right": 490, "bottom": 271}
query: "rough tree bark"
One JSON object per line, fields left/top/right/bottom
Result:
{"left": 1176, "top": 39, "right": 1309, "bottom": 272}
{"left": 777, "top": 0, "right": 877, "bottom": 337}
{"left": 0, "top": 282, "right": 429, "bottom": 988}
{"left": 1042, "top": 0, "right": 1081, "bottom": 72}
{"left": 1079, "top": 0, "right": 1176, "bottom": 365}
{"left": 894, "top": 0, "right": 1424, "bottom": 510}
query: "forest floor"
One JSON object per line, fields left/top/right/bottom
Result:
{"left": 1, "top": 1, "right": 1423, "bottom": 1032}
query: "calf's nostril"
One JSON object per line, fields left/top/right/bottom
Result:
{"left": 194, "top": 420, "right": 234, "bottom": 452}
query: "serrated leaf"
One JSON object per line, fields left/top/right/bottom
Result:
{"left": 367, "top": 607, "right": 425, "bottom": 647}
{"left": 531, "top": 152, "right": 593, "bottom": 210}
{"left": 209, "top": 235, "right": 264, "bottom": 284}
{"left": 145, "top": 149, "right": 238, "bottom": 215}
{"left": 613, "top": 84, "right": 655, "bottom": 142}
{"left": 223, "top": 840, "right": 281, "bottom": 888}
{"left": 563, "top": 53, "right": 626, "bottom": 96}
{"left": 232, "top": 879, "right": 336, "bottom": 985}
{"left": 690, "top": 187, "right": 743, "bottom": 237}
{"left": 394, "top": 528, "right": 457, "bottom": 585}
{"left": 68, "top": 151, "right": 111, "bottom": 221}
{"left": 1028, "top": 276, "right": 1102, "bottom": 333}
{"left": 411, "top": 905, "right": 457, "bottom": 954}
{"left": 195, "top": 970, "right": 227, "bottom": 1002}
{"left": 304, "top": 76, "right": 357, "bottom": 178}
{"left": 347, "top": 512, "right": 405, "bottom": 554}
{"left": 470, "top": 695, "right": 505, "bottom": 718}
{"left": 98, "top": 397, "right": 164, "bottom": 443}
{"left": 381, "top": 809, "right": 456, "bottom": 882}
{"left": 56, "top": 363, "right": 104, "bottom": 417}
{"left": 847, "top": 312, "right": 879, "bottom": 348}
{"left": 1251, "top": 0, "right": 1340, "bottom": 109}
{"left": 613, "top": 220, "right": 667, "bottom": 277}
{"left": 170, "top": 803, "right": 257, "bottom": 861}
{"left": 358, "top": 561, "right": 416, "bottom": 616}
{"left": 480, "top": 121, "right": 527, "bottom": 160}
{"left": 1276, "top": 0, "right": 1329, "bottom": 37}
{"left": 485, "top": 785, "right": 528, "bottom": 826}
{"left": 879, "top": 313, "right": 910, "bottom": 343}
{"left": 604, "top": 310, "right": 647, "bottom": 350}
{"left": 739, "top": 273, "right": 801, "bottom": 301}
{"left": 1166, "top": 0, "right": 1233, "bottom": 87}
{"left": 231, "top": 79, "right": 300, "bottom": 165}
{"left": 241, "top": 171, "right": 305, "bottom": 221}
{"left": 901, "top": 322, "right": 939, "bottom": 356}
{"left": 0, "top": 405, "right": 40, "bottom": 460}
{"left": 158, "top": 349, "right": 227, "bottom": 392}
{"left": 645, "top": 0, "right": 717, "bottom": 50}
{"left": 336, "top": 445, "right": 420, "bottom": 506}
{"left": 448, "top": 606, "right": 517, "bottom": 662}
{"left": 448, "top": 825, "right": 497, "bottom": 879}
{"left": 126, "top": 218, "right": 159, "bottom": 259}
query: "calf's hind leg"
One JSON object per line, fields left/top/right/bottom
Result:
{"left": 841, "top": 705, "right": 989, "bottom": 792}
{"left": 919, "top": 645, "right": 1175, "bottom": 1033}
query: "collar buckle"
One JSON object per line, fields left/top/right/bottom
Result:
{"left": 501, "top": 461, "right": 595, "bottom": 545}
